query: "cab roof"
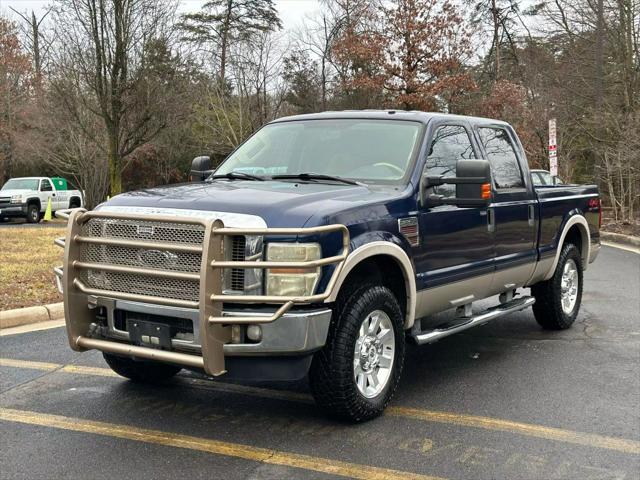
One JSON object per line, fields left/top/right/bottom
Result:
{"left": 270, "top": 110, "right": 509, "bottom": 126}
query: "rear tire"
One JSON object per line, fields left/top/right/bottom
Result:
{"left": 309, "top": 284, "right": 405, "bottom": 422}
{"left": 103, "top": 353, "right": 182, "bottom": 382}
{"left": 531, "top": 243, "right": 583, "bottom": 330}
{"left": 26, "top": 204, "right": 41, "bottom": 223}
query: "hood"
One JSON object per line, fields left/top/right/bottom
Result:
{"left": 102, "top": 180, "right": 411, "bottom": 228}
{"left": 0, "top": 189, "right": 34, "bottom": 197}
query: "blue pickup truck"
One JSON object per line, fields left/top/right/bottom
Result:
{"left": 55, "top": 111, "right": 601, "bottom": 421}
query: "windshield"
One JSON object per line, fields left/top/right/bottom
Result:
{"left": 215, "top": 119, "right": 423, "bottom": 183}
{"left": 1, "top": 179, "right": 39, "bottom": 190}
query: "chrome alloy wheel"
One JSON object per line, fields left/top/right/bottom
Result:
{"left": 561, "top": 258, "right": 579, "bottom": 314}
{"left": 353, "top": 309, "right": 395, "bottom": 398}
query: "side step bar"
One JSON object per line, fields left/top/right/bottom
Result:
{"left": 412, "top": 296, "right": 535, "bottom": 345}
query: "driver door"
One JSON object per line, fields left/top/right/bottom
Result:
{"left": 414, "top": 122, "right": 495, "bottom": 316}
{"left": 39, "top": 179, "right": 56, "bottom": 210}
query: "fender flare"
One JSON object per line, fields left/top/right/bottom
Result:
{"left": 325, "top": 241, "right": 417, "bottom": 328}
{"left": 543, "top": 214, "right": 590, "bottom": 280}
{"left": 26, "top": 197, "right": 41, "bottom": 209}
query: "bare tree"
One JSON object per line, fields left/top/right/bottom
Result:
{"left": 0, "top": 15, "right": 33, "bottom": 184}
{"left": 51, "top": 0, "right": 178, "bottom": 195}
{"left": 178, "top": 0, "right": 281, "bottom": 83}
{"left": 8, "top": 7, "right": 52, "bottom": 91}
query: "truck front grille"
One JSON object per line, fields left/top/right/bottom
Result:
{"left": 230, "top": 235, "right": 246, "bottom": 291}
{"left": 77, "top": 217, "right": 255, "bottom": 303}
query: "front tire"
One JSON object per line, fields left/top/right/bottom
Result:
{"left": 531, "top": 243, "right": 583, "bottom": 330}
{"left": 26, "top": 204, "right": 41, "bottom": 223}
{"left": 103, "top": 353, "right": 182, "bottom": 383}
{"left": 309, "top": 284, "right": 405, "bottom": 421}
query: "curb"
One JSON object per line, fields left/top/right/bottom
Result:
{"left": 0, "top": 303, "right": 64, "bottom": 330}
{"left": 600, "top": 231, "right": 640, "bottom": 248}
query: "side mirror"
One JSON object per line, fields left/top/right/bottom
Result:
{"left": 190, "top": 156, "right": 212, "bottom": 182}
{"left": 421, "top": 159, "right": 492, "bottom": 208}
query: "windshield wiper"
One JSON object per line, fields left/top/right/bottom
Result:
{"left": 271, "top": 173, "right": 363, "bottom": 186}
{"left": 208, "top": 172, "right": 265, "bottom": 181}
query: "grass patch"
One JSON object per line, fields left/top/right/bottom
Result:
{"left": 0, "top": 227, "right": 66, "bottom": 310}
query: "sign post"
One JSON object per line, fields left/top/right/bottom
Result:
{"left": 548, "top": 118, "right": 558, "bottom": 177}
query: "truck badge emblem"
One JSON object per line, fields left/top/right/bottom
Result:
{"left": 136, "top": 225, "right": 154, "bottom": 237}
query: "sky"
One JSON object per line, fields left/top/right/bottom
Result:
{"left": 0, "top": 0, "right": 321, "bottom": 31}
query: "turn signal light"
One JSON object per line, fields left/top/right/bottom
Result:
{"left": 481, "top": 183, "right": 492, "bottom": 200}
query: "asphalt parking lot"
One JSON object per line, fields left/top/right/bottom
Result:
{"left": 1, "top": 244, "right": 638, "bottom": 480}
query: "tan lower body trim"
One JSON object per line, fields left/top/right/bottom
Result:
{"left": 415, "top": 262, "right": 536, "bottom": 318}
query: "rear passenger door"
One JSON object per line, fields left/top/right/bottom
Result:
{"left": 475, "top": 125, "right": 537, "bottom": 291}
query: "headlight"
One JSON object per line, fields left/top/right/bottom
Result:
{"left": 10, "top": 194, "right": 23, "bottom": 204}
{"left": 266, "top": 243, "right": 321, "bottom": 297}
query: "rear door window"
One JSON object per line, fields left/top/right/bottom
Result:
{"left": 478, "top": 127, "right": 524, "bottom": 189}
{"left": 40, "top": 179, "right": 53, "bottom": 192}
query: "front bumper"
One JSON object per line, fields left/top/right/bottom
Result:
{"left": 0, "top": 204, "right": 27, "bottom": 217}
{"left": 54, "top": 208, "right": 348, "bottom": 377}
{"left": 88, "top": 297, "right": 331, "bottom": 356}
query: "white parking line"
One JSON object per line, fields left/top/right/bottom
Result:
{"left": 601, "top": 241, "right": 640, "bottom": 254}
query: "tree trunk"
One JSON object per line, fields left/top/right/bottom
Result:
{"left": 492, "top": 0, "right": 500, "bottom": 82}
{"left": 31, "top": 11, "right": 41, "bottom": 88}
{"left": 219, "top": 0, "right": 233, "bottom": 83}
{"left": 108, "top": 134, "right": 122, "bottom": 196}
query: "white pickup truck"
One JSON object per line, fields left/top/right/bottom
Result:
{"left": 0, "top": 177, "right": 83, "bottom": 223}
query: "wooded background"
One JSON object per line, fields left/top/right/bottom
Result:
{"left": 1, "top": 0, "right": 638, "bottom": 224}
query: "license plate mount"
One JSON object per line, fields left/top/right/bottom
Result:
{"left": 127, "top": 319, "right": 172, "bottom": 349}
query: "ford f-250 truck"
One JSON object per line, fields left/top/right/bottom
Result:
{"left": 1, "top": 177, "right": 83, "bottom": 223}
{"left": 54, "top": 111, "right": 601, "bottom": 421}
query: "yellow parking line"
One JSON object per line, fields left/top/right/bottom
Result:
{"left": 386, "top": 407, "right": 640, "bottom": 455}
{"left": 2, "top": 357, "right": 639, "bottom": 455}
{"left": 0, "top": 358, "right": 117, "bottom": 377}
{"left": 0, "top": 407, "right": 443, "bottom": 480}
{"left": 0, "top": 358, "right": 63, "bottom": 371}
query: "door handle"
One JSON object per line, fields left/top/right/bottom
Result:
{"left": 528, "top": 204, "right": 535, "bottom": 227}
{"left": 487, "top": 208, "right": 495, "bottom": 233}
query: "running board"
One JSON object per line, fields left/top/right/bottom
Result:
{"left": 411, "top": 296, "right": 535, "bottom": 345}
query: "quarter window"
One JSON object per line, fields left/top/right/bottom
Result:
{"left": 478, "top": 128, "right": 524, "bottom": 189}
{"left": 425, "top": 125, "right": 476, "bottom": 197}
{"left": 40, "top": 179, "right": 53, "bottom": 192}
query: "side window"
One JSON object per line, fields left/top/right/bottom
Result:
{"left": 478, "top": 127, "right": 524, "bottom": 189}
{"left": 531, "top": 173, "right": 541, "bottom": 185}
{"left": 540, "top": 172, "right": 552, "bottom": 185}
{"left": 425, "top": 125, "right": 476, "bottom": 197}
{"left": 40, "top": 179, "right": 52, "bottom": 192}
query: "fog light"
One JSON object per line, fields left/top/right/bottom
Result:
{"left": 246, "top": 325, "right": 262, "bottom": 342}
{"left": 231, "top": 325, "right": 243, "bottom": 344}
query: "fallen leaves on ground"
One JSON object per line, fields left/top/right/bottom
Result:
{"left": 0, "top": 227, "right": 66, "bottom": 310}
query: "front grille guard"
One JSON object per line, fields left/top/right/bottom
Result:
{"left": 53, "top": 208, "right": 350, "bottom": 376}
